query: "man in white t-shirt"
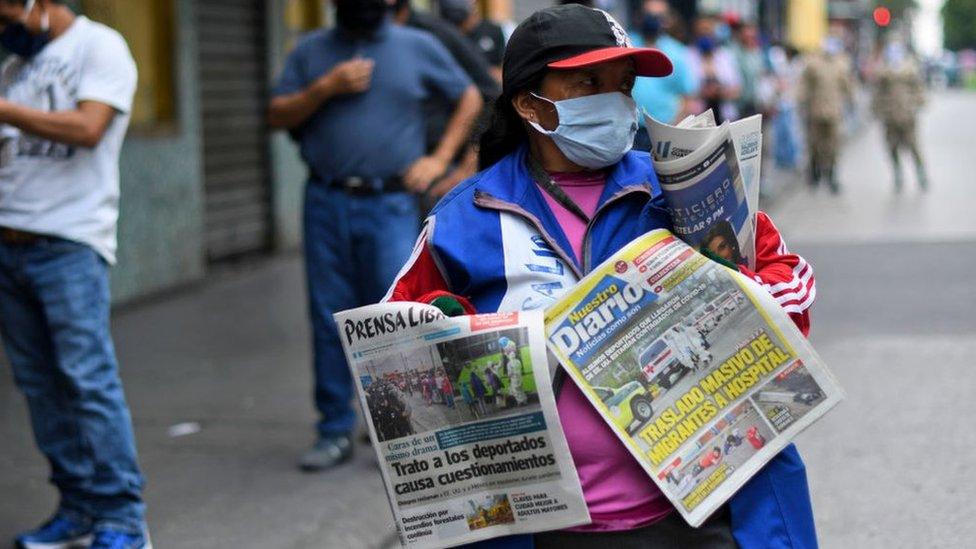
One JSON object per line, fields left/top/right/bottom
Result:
{"left": 0, "top": 1, "right": 149, "bottom": 548}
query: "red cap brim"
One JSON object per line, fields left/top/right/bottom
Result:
{"left": 548, "top": 47, "right": 673, "bottom": 77}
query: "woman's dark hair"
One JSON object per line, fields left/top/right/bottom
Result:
{"left": 477, "top": 74, "right": 545, "bottom": 170}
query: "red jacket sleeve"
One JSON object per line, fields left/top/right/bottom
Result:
{"left": 384, "top": 225, "right": 477, "bottom": 314}
{"left": 738, "top": 212, "right": 816, "bottom": 336}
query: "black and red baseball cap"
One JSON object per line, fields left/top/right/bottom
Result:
{"left": 502, "top": 4, "right": 673, "bottom": 96}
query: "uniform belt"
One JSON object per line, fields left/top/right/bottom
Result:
{"left": 318, "top": 175, "right": 405, "bottom": 195}
{"left": 0, "top": 227, "right": 45, "bottom": 246}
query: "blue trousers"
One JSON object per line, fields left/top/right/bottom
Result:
{"left": 774, "top": 105, "right": 800, "bottom": 170}
{"left": 0, "top": 238, "right": 145, "bottom": 533}
{"left": 303, "top": 183, "right": 420, "bottom": 437}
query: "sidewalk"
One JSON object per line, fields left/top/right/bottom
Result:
{"left": 0, "top": 256, "right": 397, "bottom": 548}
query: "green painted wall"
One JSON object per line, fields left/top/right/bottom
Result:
{"left": 267, "top": 0, "right": 308, "bottom": 252}
{"left": 111, "top": 0, "right": 205, "bottom": 302}
{"left": 104, "top": 0, "right": 310, "bottom": 303}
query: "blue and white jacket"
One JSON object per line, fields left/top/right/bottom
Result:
{"left": 388, "top": 145, "right": 819, "bottom": 548}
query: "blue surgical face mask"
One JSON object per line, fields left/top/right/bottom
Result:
{"left": 0, "top": 0, "right": 50, "bottom": 58}
{"left": 528, "top": 91, "right": 639, "bottom": 169}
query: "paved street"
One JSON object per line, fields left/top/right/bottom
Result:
{"left": 775, "top": 89, "right": 976, "bottom": 549}
{"left": 2, "top": 90, "right": 975, "bottom": 548}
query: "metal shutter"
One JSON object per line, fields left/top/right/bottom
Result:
{"left": 198, "top": 0, "right": 273, "bottom": 261}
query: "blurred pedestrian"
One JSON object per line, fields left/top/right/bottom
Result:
{"left": 688, "top": 14, "right": 740, "bottom": 124}
{"left": 437, "top": 0, "right": 506, "bottom": 83}
{"left": 872, "top": 41, "right": 929, "bottom": 192}
{"left": 268, "top": 0, "right": 482, "bottom": 472}
{"left": 631, "top": 0, "right": 698, "bottom": 147}
{"left": 0, "top": 1, "right": 150, "bottom": 547}
{"left": 730, "top": 21, "right": 764, "bottom": 118}
{"left": 799, "top": 36, "right": 854, "bottom": 193}
{"left": 690, "top": 34, "right": 741, "bottom": 124}
{"left": 394, "top": 0, "right": 498, "bottom": 202}
{"left": 770, "top": 43, "right": 803, "bottom": 169}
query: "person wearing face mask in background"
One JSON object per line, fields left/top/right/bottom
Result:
{"left": 0, "top": 1, "right": 147, "bottom": 548}
{"left": 268, "top": 0, "right": 482, "bottom": 472}
{"left": 871, "top": 40, "right": 929, "bottom": 193}
{"left": 437, "top": 0, "right": 506, "bottom": 83}
{"left": 386, "top": 5, "right": 821, "bottom": 547}
{"left": 729, "top": 20, "right": 764, "bottom": 119}
{"left": 799, "top": 35, "right": 855, "bottom": 194}
{"left": 630, "top": 0, "right": 698, "bottom": 151}
{"left": 688, "top": 13, "right": 741, "bottom": 124}
{"left": 391, "top": 0, "right": 499, "bottom": 203}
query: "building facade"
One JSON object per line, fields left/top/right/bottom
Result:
{"left": 58, "top": 0, "right": 321, "bottom": 303}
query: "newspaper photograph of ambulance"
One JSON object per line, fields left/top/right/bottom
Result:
{"left": 335, "top": 304, "right": 588, "bottom": 548}
{"left": 544, "top": 230, "right": 843, "bottom": 527}
{"left": 646, "top": 112, "right": 763, "bottom": 270}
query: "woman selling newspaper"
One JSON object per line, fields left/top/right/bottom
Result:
{"left": 387, "top": 4, "right": 820, "bottom": 548}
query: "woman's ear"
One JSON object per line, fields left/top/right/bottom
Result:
{"left": 511, "top": 91, "right": 538, "bottom": 124}
{"left": 513, "top": 91, "right": 559, "bottom": 131}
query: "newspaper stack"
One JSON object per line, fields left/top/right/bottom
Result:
{"left": 335, "top": 305, "right": 589, "bottom": 548}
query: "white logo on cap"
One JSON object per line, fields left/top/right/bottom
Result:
{"left": 595, "top": 9, "right": 632, "bottom": 47}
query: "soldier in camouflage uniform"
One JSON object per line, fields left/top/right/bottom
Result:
{"left": 872, "top": 42, "right": 929, "bottom": 192}
{"left": 799, "top": 37, "right": 854, "bottom": 193}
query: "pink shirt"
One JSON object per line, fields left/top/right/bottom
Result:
{"left": 539, "top": 171, "right": 674, "bottom": 531}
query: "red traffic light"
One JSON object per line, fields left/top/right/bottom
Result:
{"left": 873, "top": 6, "right": 891, "bottom": 27}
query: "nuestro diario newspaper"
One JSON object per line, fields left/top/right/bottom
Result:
{"left": 544, "top": 230, "right": 844, "bottom": 527}
{"left": 334, "top": 304, "right": 589, "bottom": 548}
{"left": 646, "top": 112, "right": 763, "bottom": 270}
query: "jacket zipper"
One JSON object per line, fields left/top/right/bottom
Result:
{"left": 581, "top": 185, "right": 653, "bottom": 274}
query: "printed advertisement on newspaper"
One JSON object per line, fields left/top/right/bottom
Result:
{"left": 544, "top": 230, "right": 843, "bottom": 527}
{"left": 335, "top": 304, "right": 589, "bottom": 548}
{"left": 646, "top": 112, "right": 762, "bottom": 270}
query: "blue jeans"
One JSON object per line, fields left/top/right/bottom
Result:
{"left": 304, "top": 184, "right": 420, "bottom": 437}
{"left": 774, "top": 104, "right": 800, "bottom": 169}
{"left": 0, "top": 237, "right": 145, "bottom": 533}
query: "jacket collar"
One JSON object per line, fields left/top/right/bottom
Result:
{"left": 473, "top": 145, "right": 661, "bottom": 269}
{"left": 474, "top": 145, "right": 660, "bottom": 208}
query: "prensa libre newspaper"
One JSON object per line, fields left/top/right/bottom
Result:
{"left": 334, "top": 304, "right": 589, "bottom": 548}
{"left": 544, "top": 230, "right": 843, "bottom": 527}
{"left": 646, "top": 112, "right": 763, "bottom": 270}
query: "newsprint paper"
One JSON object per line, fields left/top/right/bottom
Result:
{"left": 335, "top": 304, "right": 589, "bottom": 548}
{"left": 544, "top": 230, "right": 843, "bottom": 527}
{"left": 646, "top": 112, "right": 763, "bottom": 270}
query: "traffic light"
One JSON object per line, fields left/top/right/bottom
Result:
{"left": 873, "top": 6, "right": 892, "bottom": 27}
